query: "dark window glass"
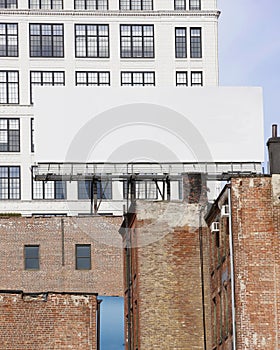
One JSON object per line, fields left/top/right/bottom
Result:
{"left": 174, "top": 0, "right": 185, "bottom": 10}
{"left": 74, "top": 0, "right": 108, "bottom": 9}
{"left": 78, "top": 180, "right": 112, "bottom": 199}
{"left": 0, "top": 0, "right": 17, "bottom": 8}
{"left": 123, "top": 180, "right": 158, "bottom": 199}
{"left": 76, "top": 244, "right": 91, "bottom": 270}
{"left": 0, "top": 71, "right": 19, "bottom": 104}
{"left": 191, "top": 71, "right": 203, "bottom": 86}
{"left": 175, "top": 27, "right": 187, "bottom": 58}
{"left": 121, "top": 71, "right": 155, "bottom": 86}
{"left": 25, "top": 245, "right": 39, "bottom": 270}
{"left": 31, "top": 118, "right": 34, "bottom": 152}
{"left": 30, "top": 71, "right": 65, "bottom": 103}
{"left": 0, "top": 118, "right": 20, "bottom": 152}
{"left": 120, "top": 24, "right": 154, "bottom": 58}
{"left": 190, "top": 27, "right": 202, "bottom": 58}
{"left": 33, "top": 180, "right": 66, "bottom": 199}
{"left": 75, "top": 24, "right": 109, "bottom": 58}
{"left": 0, "top": 23, "right": 18, "bottom": 57}
{"left": 176, "top": 71, "right": 188, "bottom": 86}
{"left": 120, "top": 0, "right": 153, "bottom": 10}
{"left": 30, "top": 23, "right": 64, "bottom": 57}
{"left": 75, "top": 71, "right": 110, "bottom": 86}
{"left": 189, "top": 0, "right": 200, "bottom": 10}
{"left": 29, "top": 0, "right": 63, "bottom": 9}
{"left": 0, "top": 166, "right": 20, "bottom": 199}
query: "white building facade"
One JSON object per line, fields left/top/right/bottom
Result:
{"left": 0, "top": 0, "right": 220, "bottom": 215}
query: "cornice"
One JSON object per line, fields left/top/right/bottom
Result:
{"left": 0, "top": 9, "right": 220, "bottom": 18}
{"left": 0, "top": 104, "right": 33, "bottom": 116}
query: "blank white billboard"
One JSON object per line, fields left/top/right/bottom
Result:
{"left": 33, "top": 87, "right": 264, "bottom": 163}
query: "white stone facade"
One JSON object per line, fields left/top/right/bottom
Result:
{"left": 0, "top": 0, "right": 219, "bottom": 215}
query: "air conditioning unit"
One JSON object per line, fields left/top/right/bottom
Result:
{"left": 221, "top": 205, "right": 229, "bottom": 217}
{"left": 210, "top": 222, "right": 219, "bottom": 232}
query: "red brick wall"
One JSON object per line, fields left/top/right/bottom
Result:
{"left": 0, "top": 216, "right": 123, "bottom": 296}
{"left": 0, "top": 291, "right": 97, "bottom": 350}
{"left": 123, "top": 201, "right": 211, "bottom": 350}
{"left": 231, "top": 176, "right": 280, "bottom": 349}
{"left": 208, "top": 207, "right": 233, "bottom": 350}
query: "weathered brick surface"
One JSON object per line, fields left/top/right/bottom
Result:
{"left": 0, "top": 291, "right": 97, "bottom": 350}
{"left": 207, "top": 205, "right": 233, "bottom": 349}
{"left": 231, "top": 175, "right": 280, "bottom": 349}
{"left": 123, "top": 201, "right": 211, "bottom": 350}
{"left": 0, "top": 216, "right": 123, "bottom": 296}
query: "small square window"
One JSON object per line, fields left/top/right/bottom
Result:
{"left": 76, "top": 244, "right": 91, "bottom": 270}
{"left": 24, "top": 245, "right": 39, "bottom": 270}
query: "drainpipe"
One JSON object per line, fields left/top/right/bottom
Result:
{"left": 228, "top": 186, "right": 237, "bottom": 350}
{"left": 125, "top": 213, "right": 132, "bottom": 350}
{"left": 199, "top": 204, "right": 207, "bottom": 350}
{"left": 97, "top": 298, "right": 102, "bottom": 350}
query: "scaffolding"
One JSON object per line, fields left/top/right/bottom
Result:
{"left": 32, "top": 162, "right": 263, "bottom": 215}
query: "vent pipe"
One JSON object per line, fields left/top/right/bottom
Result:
{"left": 272, "top": 124, "right": 278, "bottom": 138}
{"left": 267, "top": 124, "right": 280, "bottom": 174}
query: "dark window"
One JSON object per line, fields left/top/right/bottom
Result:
{"left": 121, "top": 71, "right": 155, "bottom": 86}
{"left": 0, "top": 0, "right": 17, "bottom": 8}
{"left": 0, "top": 23, "right": 18, "bottom": 57}
{"left": 0, "top": 71, "right": 19, "bottom": 104}
{"left": 29, "top": 0, "right": 63, "bottom": 9}
{"left": 212, "top": 297, "right": 217, "bottom": 346}
{"left": 191, "top": 71, "right": 203, "bottom": 86}
{"left": 75, "top": 24, "right": 109, "bottom": 58}
{"left": 76, "top": 244, "right": 91, "bottom": 270}
{"left": 175, "top": 27, "right": 187, "bottom": 58}
{"left": 176, "top": 71, "right": 187, "bottom": 86}
{"left": 223, "top": 286, "right": 229, "bottom": 337}
{"left": 190, "top": 27, "right": 202, "bottom": 58}
{"left": 215, "top": 231, "right": 220, "bottom": 248}
{"left": 78, "top": 180, "right": 112, "bottom": 199}
{"left": 0, "top": 166, "right": 20, "bottom": 199}
{"left": 31, "top": 118, "right": 34, "bottom": 152}
{"left": 174, "top": 0, "right": 185, "bottom": 10}
{"left": 30, "top": 71, "right": 65, "bottom": 103}
{"left": 74, "top": 0, "right": 108, "bottom": 9}
{"left": 189, "top": 0, "right": 200, "bottom": 10}
{"left": 33, "top": 180, "right": 66, "bottom": 199}
{"left": 120, "top": 24, "right": 154, "bottom": 58}
{"left": 24, "top": 245, "right": 39, "bottom": 270}
{"left": 120, "top": 0, "right": 153, "bottom": 10}
{"left": 0, "top": 118, "right": 20, "bottom": 152}
{"left": 76, "top": 71, "right": 110, "bottom": 86}
{"left": 123, "top": 180, "right": 158, "bottom": 199}
{"left": 29, "top": 23, "right": 64, "bottom": 57}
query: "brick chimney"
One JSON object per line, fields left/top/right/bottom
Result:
{"left": 182, "top": 173, "right": 208, "bottom": 205}
{"left": 267, "top": 124, "right": 280, "bottom": 174}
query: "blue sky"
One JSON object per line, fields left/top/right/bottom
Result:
{"left": 218, "top": 0, "right": 280, "bottom": 147}
{"left": 99, "top": 296, "right": 124, "bottom": 350}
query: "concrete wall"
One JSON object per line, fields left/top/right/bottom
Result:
{"left": 0, "top": 291, "right": 97, "bottom": 350}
